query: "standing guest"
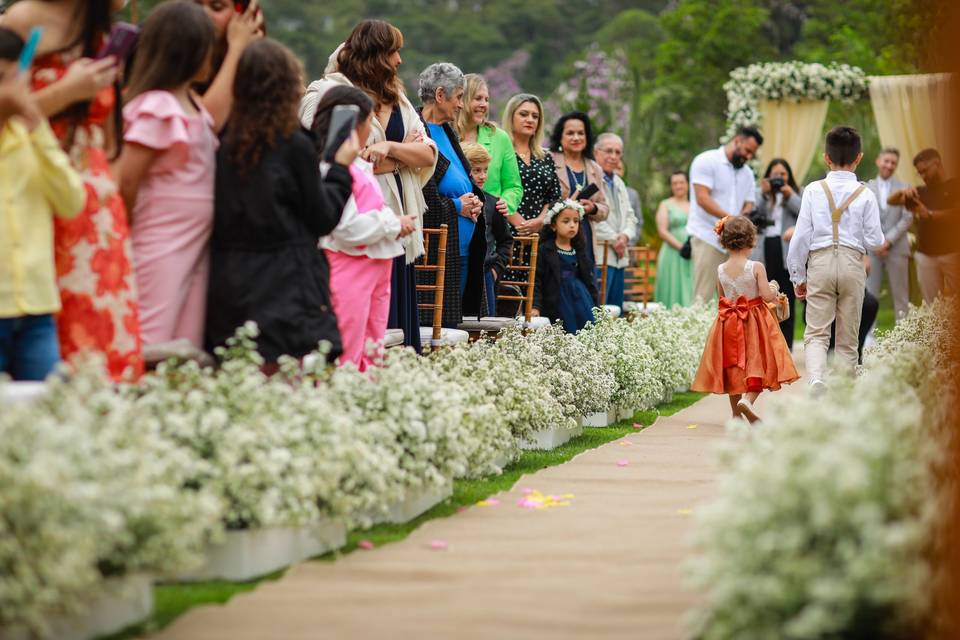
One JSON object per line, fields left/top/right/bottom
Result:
{"left": 417, "top": 62, "right": 486, "bottom": 326}
{"left": 532, "top": 200, "right": 600, "bottom": 334}
{"left": 787, "top": 126, "right": 885, "bottom": 395}
{"left": 751, "top": 158, "right": 802, "bottom": 349}
{"left": 311, "top": 86, "right": 417, "bottom": 371}
{"left": 502, "top": 93, "right": 561, "bottom": 235}
{"left": 118, "top": 1, "right": 217, "bottom": 350}
{"left": 864, "top": 148, "right": 912, "bottom": 322}
{"left": 461, "top": 141, "right": 515, "bottom": 315}
{"left": 654, "top": 171, "right": 694, "bottom": 308}
{"left": 455, "top": 73, "right": 523, "bottom": 228}
{"left": 205, "top": 40, "right": 356, "bottom": 366}
{"left": 889, "top": 148, "right": 958, "bottom": 303}
{"left": 549, "top": 111, "right": 609, "bottom": 268}
{"left": 299, "top": 20, "right": 437, "bottom": 351}
{"left": 593, "top": 132, "right": 638, "bottom": 310}
{"left": 4, "top": 0, "right": 145, "bottom": 380}
{"left": 0, "top": 30, "right": 86, "bottom": 380}
{"left": 686, "top": 126, "right": 763, "bottom": 303}
{"left": 191, "top": 0, "right": 263, "bottom": 129}
{"left": 616, "top": 159, "right": 644, "bottom": 241}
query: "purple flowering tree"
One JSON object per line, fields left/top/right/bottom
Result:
{"left": 480, "top": 50, "right": 530, "bottom": 123}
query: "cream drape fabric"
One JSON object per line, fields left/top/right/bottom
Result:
{"left": 869, "top": 73, "right": 954, "bottom": 183}
{"left": 758, "top": 98, "right": 830, "bottom": 182}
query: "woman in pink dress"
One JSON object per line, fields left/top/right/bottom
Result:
{"left": 118, "top": 2, "right": 218, "bottom": 349}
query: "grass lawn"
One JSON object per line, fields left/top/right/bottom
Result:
{"left": 106, "top": 391, "right": 705, "bottom": 639}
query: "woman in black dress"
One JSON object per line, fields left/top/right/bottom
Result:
{"left": 205, "top": 40, "right": 356, "bottom": 365}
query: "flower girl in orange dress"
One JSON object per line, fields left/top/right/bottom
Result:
{"left": 691, "top": 216, "right": 799, "bottom": 422}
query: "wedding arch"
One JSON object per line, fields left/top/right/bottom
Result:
{"left": 724, "top": 60, "right": 953, "bottom": 183}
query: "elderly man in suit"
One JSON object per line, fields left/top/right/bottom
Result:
{"left": 593, "top": 133, "right": 639, "bottom": 311}
{"left": 866, "top": 148, "right": 912, "bottom": 322}
{"left": 615, "top": 159, "right": 643, "bottom": 239}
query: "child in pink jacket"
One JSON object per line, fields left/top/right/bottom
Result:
{"left": 312, "top": 86, "right": 416, "bottom": 370}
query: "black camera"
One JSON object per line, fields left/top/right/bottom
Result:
{"left": 769, "top": 176, "right": 785, "bottom": 192}
{"left": 745, "top": 208, "right": 774, "bottom": 230}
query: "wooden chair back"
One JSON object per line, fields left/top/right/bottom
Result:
{"left": 625, "top": 245, "right": 657, "bottom": 306}
{"left": 498, "top": 235, "right": 540, "bottom": 324}
{"left": 414, "top": 225, "right": 448, "bottom": 352}
{"left": 598, "top": 240, "right": 610, "bottom": 306}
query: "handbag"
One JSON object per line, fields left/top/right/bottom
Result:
{"left": 679, "top": 238, "right": 692, "bottom": 260}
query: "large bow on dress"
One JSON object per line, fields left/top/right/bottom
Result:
{"left": 718, "top": 296, "right": 762, "bottom": 369}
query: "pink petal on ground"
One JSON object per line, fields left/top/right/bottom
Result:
{"left": 632, "top": 423, "right": 643, "bottom": 430}
{"left": 358, "top": 540, "right": 375, "bottom": 550}
{"left": 522, "top": 488, "right": 534, "bottom": 495}
{"left": 429, "top": 540, "right": 449, "bottom": 550}
{"left": 457, "top": 506, "right": 468, "bottom": 513}
{"left": 617, "top": 460, "right": 630, "bottom": 467}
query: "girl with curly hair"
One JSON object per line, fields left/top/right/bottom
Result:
{"left": 532, "top": 200, "right": 599, "bottom": 334}
{"left": 204, "top": 39, "right": 358, "bottom": 367}
{"left": 691, "top": 215, "right": 799, "bottom": 422}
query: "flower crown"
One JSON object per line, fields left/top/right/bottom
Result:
{"left": 544, "top": 199, "right": 586, "bottom": 226}
{"left": 714, "top": 216, "right": 730, "bottom": 236}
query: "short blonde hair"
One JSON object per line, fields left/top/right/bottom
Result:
{"left": 502, "top": 93, "right": 547, "bottom": 160}
{"left": 461, "top": 141, "right": 491, "bottom": 167}
{"left": 455, "top": 74, "right": 495, "bottom": 140}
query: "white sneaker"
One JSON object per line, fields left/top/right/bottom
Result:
{"left": 810, "top": 379, "right": 827, "bottom": 398}
{"left": 737, "top": 397, "right": 760, "bottom": 422}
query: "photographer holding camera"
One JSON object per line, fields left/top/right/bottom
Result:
{"left": 749, "top": 158, "right": 802, "bottom": 349}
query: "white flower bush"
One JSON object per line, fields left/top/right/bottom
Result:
{"left": 0, "top": 362, "right": 221, "bottom": 636}
{"left": 724, "top": 61, "right": 869, "bottom": 140}
{"left": 690, "top": 302, "right": 953, "bottom": 639}
{"left": 0, "top": 305, "right": 716, "bottom": 633}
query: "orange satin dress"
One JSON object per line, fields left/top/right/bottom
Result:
{"left": 692, "top": 261, "right": 799, "bottom": 395}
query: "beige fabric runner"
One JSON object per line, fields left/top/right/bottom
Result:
{"left": 151, "top": 388, "right": 800, "bottom": 640}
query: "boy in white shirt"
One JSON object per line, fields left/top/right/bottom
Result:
{"left": 787, "top": 126, "right": 885, "bottom": 395}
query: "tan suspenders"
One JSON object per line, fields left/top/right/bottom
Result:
{"left": 818, "top": 180, "right": 868, "bottom": 246}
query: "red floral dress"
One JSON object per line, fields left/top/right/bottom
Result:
{"left": 32, "top": 51, "right": 144, "bottom": 380}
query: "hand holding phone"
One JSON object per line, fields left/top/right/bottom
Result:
{"left": 324, "top": 105, "right": 360, "bottom": 164}
{"left": 96, "top": 22, "right": 139, "bottom": 63}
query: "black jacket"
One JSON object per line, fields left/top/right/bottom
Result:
{"left": 205, "top": 128, "right": 352, "bottom": 363}
{"left": 418, "top": 117, "right": 487, "bottom": 326}
{"left": 481, "top": 189, "right": 514, "bottom": 281}
{"left": 533, "top": 237, "right": 600, "bottom": 322}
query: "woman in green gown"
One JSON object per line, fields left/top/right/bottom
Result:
{"left": 654, "top": 171, "right": 693, "bottom": 308}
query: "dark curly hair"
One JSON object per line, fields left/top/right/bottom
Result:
{"left": 337, "top": 20, "right": 405, "bottom": 108}
{"left": 224, "top": 39, "right": 303, "bottom": 176}
{"left": 125, "top": 1, "right": 215, "bottom": 103}
{"left": 540, "top": 203, "right": 586, "bottom": 252}
{"left": 549, "top": 111, "right": 594, "bottom": 160}
{"left": 310, "top": 85, "right": 374, "bottom": 154}
{"left": 719, "top": 215, "right": 757, "bottom": 252}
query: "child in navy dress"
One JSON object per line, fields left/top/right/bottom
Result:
{"left": 532, "top": 200, "right": 599, "bottom": 333}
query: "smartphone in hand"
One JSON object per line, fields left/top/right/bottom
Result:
{"left": 96, "top": 22, "right": 139, "bottom": 62}
{"left": 324, "top": 105, "right": 359, "bottom": 163}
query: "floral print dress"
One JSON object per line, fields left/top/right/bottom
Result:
{"left": 31, "top": 51, "right": 144, "bottom": 379}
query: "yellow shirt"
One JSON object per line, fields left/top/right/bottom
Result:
{"left": 0, "top": 118, "right": 85, "bottom": 318}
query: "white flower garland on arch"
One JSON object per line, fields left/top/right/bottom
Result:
{"left": 723, "top": 61, "right": 869, "bottom": 139}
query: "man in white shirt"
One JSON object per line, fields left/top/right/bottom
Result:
{"left": 865, "top": 148, "right": 912, "bottom": 322}
{"left": 686, "top": 126, "right": 763, "bottom": 303}
{"left": 594, "top": 133, "right": 638, "bottom": 311}
{"left": 787, "top": 126, "right": 885, "bottom": 394}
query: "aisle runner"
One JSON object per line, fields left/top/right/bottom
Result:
{"left": 152, "top": 391, "right": 793, "bottom": 640}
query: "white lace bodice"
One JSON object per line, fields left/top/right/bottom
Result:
{"left": 718, "top": 260, "right": 759, "bottom": 300}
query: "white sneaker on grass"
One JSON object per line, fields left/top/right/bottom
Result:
{"left": 810, "top": 379, "right": 827, "bottom": 398}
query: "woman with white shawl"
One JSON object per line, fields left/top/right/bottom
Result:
{"left": 300, "top": 20, "right": 437, "bottom": 351}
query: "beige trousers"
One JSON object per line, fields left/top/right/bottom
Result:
{"left": 691, "top": 236, "right": 726, "bottom": 304}
{"left": 804, "top": 246, "right": 866, "bottom": 382}
{"left": 915, "top": 251, "right": 960, "bottom": 304}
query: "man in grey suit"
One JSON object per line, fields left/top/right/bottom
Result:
{"left": 865, "top": 147, "right": 912, "bottom": 322}
{"left": 616, "top": 160, "right": 644, "bottom": 241}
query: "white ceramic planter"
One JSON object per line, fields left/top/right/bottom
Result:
{"left": 618, "top": 407, "right": 634, "bottom": 422}
{"left": 0, "top": 381, "right": 47, "bottom": 406}
{"left": 0, "top": 574, "right": 153, "bottom": 640}
{"left": 661, "top": 387, "right": 674, "bottom": 404}
{"left": 581, "top": 410, "right": 618, "bottom": 428}
{"left": 368, "top": 481, "right": 453, "bottom": 525}
{"left": 176, "top": 519, "right": 346, "bottom": 582}
{"left": 519, "top": 425, "right": 583, "bottom": 450}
